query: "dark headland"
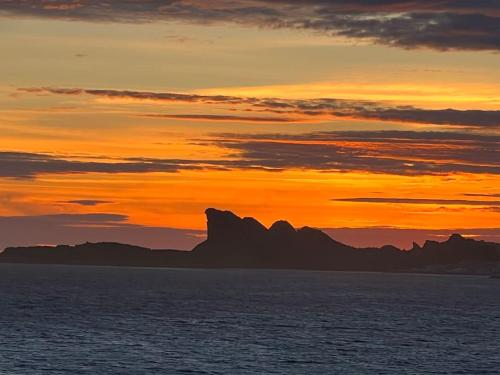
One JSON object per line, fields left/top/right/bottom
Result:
{"left": 1, "top": 208, "right": 499, "bottom": 275}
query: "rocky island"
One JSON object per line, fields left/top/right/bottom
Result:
{"left": 1, "top": 208, "right": 499, "bottom": 275}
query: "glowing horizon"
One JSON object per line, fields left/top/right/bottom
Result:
{"left": 0, "top": 1, "right": 498, "bottom": 250}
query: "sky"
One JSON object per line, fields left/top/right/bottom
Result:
{"left": 0, "top": 0, "right": 499, "bottom": 250}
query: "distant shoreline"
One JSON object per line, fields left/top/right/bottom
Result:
{"left": 1, "top": 260, "right": 498, "bottom": 278}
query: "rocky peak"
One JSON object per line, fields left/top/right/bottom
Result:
{"left": 201, "top": 209, "right": 353, "bottom": 256}
{"left": 447, "top": 233, "right": 467, "bottom": 242}
{"left": 242, "top": 217, "right": 268, "bottom": 233}
{"left": 204, "top": 208, "right": 267, "bottom": 244}
{"left": 297, "top": 226, "right": 344, "bottom": 247}
{"left": 205, "top": 208, "right": 242, "bottom": 242}
{"left": 269, "top": 220, "right": 296, "bottom": 236}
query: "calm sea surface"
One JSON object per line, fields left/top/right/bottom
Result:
{"left": 0, "top": 264, "right": 499, "bottom": 374}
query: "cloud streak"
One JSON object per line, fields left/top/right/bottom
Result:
{"left": 463, "top": 193, "right": 500, "bottom": 198}
{"left": 20, "top": 87, "right": 500, "bottom": 129}
{"left": 213, "top": 130, "right": 500, "bottom": 176}
{"left": 1, "top": 130, "right": 498, "bottom": 178}
{"left": 62, "top": 200, "right": 113, "bottom": 206}
{"left": 0, "top": 151, "right": 205, "bottom": 178}
{"left": 332, "top": 197, "right": 500, "bottom": 206}
{"left": 1, "top": 1, "right": 499, "bottom": 51}
{"left": 144, "top": 113, "right": 298, "bottom": 123}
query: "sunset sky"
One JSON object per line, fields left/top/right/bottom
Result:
{"left": 0, "top": 0, "right": 498, "bottom": 250}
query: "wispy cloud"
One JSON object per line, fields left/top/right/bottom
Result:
{"left": 332, "top": 197, "right": 500, "bottom": 206}
{"left": 0, "top": 151, "right": 207, "bottom": 179}
{"left": 1, "top": 130, "right": 498, "bottom": 179}
{"left": 62, "top": 200, "right": 113, "bottom": 206}
{"left": 0, "top": 131, "right": 500, "bottom": 178}
{"left": 463, "top": 193, "right": 500, "bottom": 198}
{"left": 19, "top": 87, "right": 500, "bottom": 128}
{"left": 1, "top": 1, "right": 499, "bottom": 51}
{"left": 144, "top": 113, "right": 298, "bottom": 123}
{"left": 212, "top": 130, "right": 500, "bottom": 176}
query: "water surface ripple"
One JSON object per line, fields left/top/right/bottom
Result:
{"left": 0, "top": 264, "right": 499, "bottom": 374}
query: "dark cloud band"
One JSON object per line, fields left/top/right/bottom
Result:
{"left": 332, "top": 197, "right": 500, "bottom": 206}
{"left": 1, "top": 130, "right": 498, "bottom": 178}
{"left": 62, "top": 200, "right": 113, "bottom": 206}
{"left": 20, "top": 87, "right": 500, "bottom": 129}
{"left": 1, "top": 1, "right": 499, "bottom": 51}
{"left": 0, "top": 151, "right": 204, "bottom": 178}
{"left": 144, "top": 114, "right": 297, "bottom": 123}
{"left": 212, "top": 130, "right": 500, "bottom": 176}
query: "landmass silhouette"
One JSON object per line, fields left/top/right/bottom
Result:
{"left": 1, "top": 208, "right": 499, "bottom": 275}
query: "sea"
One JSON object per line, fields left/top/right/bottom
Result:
{"left": 0, "top": 264, "right": 499, "bottom": 374}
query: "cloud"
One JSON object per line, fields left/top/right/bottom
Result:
{"left": 1, "top": 130, "right": 498, "bottom": 179}
{"left": 331, "top": 197, "right": 500, "bottom": 206}
{"left": 335, "top": 108, "right": 500, "bottom": 128}
{"left": 20, "top": 87, "right": 500, "bottom": 129}
{"left": 257, "top": 130, "right": 500, "bottom": 143}
{"left": 463, "top": 193, "right": 500, "bottom": 198}
{"left": 62, "top": 200, "right": 113, "bottom": 206}
{"left": 1, "top": 1, "right": 499, "bottom": 51}
{"left": 0, "top": 213, "right": 203, "bottom": 250}
{"left": 0, "top": 149, "right": 286, "bottom": 179}
{"left": 144, "top": 113, "right": 297, "bottom": 123}
{"left": 18, "top": 87, "right": 260, "bottom": 105}
{"left": 0, "top": 151, "right": 206, "bottom": 178}
{"left": 213, "top": 130, "right": 500, "bottom": 176}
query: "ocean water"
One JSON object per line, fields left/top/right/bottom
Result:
{"left": 0, "top": 264, "right": 499, "bottom": 374}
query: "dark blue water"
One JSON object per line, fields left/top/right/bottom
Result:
{"left": 0, "top": 264, "right": 499, "bottom": 374}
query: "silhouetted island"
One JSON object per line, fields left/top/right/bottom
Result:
{"left": 1, "top": 208, "right": 499, "bottom": 275}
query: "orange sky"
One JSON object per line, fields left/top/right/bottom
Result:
{"left": 0, "top": 1, "right": 498, "bottom": 249}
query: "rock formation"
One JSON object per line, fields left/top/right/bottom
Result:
{"left": 1, "top": 208, "right": 499, "bottom": 274}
